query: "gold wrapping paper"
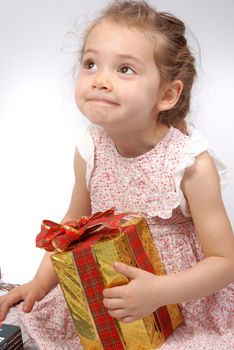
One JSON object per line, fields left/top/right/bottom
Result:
{"left": 51, "top": 216, "right": 183, "bottom": 349}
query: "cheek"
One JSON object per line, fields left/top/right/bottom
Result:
{"left": 120, "top": 87, "right": 139, "bottom": 104}
{"left": 121, "top": 88, "right": 150, "bottom": 111}
{"left": 74, "top": 82, "right": 84, "bottom": 109}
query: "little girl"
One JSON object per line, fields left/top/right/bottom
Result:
{"left": 0, "top": 1, "right": 234, "bottom": 349}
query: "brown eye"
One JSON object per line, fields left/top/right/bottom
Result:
{"left": 82, "top": 60, "right": 97, "bottom": 71}
{"left": 119, "top": 66, "right": 135, "bottom": 75}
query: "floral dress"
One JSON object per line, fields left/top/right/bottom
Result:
{"left": 17, "top": 124, "right": 234, "bottom": 350}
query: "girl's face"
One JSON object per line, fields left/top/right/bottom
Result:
{"left": 75, "top": 21, "right": 162, "bottom": 133}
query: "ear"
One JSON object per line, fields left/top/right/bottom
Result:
{"left": 156, "top": 80, "right": 183, "bottom": 112}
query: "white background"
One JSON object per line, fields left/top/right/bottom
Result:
{"left": 0, "top": 0, "right": 233, "bottom": 283}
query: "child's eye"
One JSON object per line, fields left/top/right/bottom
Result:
{"left": 118, "top": 66, "right": 135, "bottom": 75}
{"left": 82, "top": 59, "right": 97, "bottom": 71}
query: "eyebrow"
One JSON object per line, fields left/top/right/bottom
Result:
{"left": 83, "top": 48, "right": 144, "bottom": 66}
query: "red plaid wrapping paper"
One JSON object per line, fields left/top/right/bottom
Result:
{"left": 36, "top": 209, "right": 183, "bottom": 349}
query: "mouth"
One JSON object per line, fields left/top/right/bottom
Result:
{"left": 87, "top": 98, "right": 119, "bottom": 106}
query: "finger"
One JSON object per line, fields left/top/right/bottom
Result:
{"left": 103, "top": 285, "right": 125, "bottom": 298}
{"left": 113, "top": 262, "right": 139, "bottom": 280}
{"left": 103, "top": 297, "right": 124, "bottom": 310}
{"left": 22, "top": 296, "right": 36, "bottom": 313}
{"left": 0, "top": 293, "right": 22, "bottom": 321}
{"left": 108, "top": 308, "right": 131, "bottom": 320}
{"left": 0, "top": 301, "right": 11, "bottom": 322}
{"left": 6, "top": 292, "right": 23, "bottom": 307}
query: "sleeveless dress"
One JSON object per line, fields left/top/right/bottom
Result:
{"left": 17, "top": 124, "right": 234, "bottom": 350}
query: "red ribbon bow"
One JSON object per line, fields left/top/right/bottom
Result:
{"left": 36, "top": 208, "right": 126, "bottom": 252}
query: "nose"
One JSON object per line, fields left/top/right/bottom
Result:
{"left": 92, "top": 71, "right": 113, "bottom": 91}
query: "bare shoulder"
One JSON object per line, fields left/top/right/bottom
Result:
{"left": 181, "top": 151, "right": 234, "bottom": 260}
{"left": 181, "top": 150, "right": 223, "bottom": 202}
{"left": 74, "top": 146, "right": 87, "bottom": 180}
{"left": 181, "top": 150, "right": 224, "bottom": 211}
{"left": 61, "top": 148, "right": 91, "bottom": 222}
{"left": 182, "top": 151, "right": 219, "bottom": 185}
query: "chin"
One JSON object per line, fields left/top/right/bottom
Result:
{"left": 84, "top": 113, "right": 109, "bottom": 127}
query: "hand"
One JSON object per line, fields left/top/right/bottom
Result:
{"left": 0, "top": 280, "right": 47, "bottom": 322}
{"left": 103, "top": 262, "right": 164, "bottom": 323}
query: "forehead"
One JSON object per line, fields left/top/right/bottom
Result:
{"left": 83, "top": 20, "right": 155, "bottom": 60}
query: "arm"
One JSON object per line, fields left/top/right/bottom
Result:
{"left": 0, "top": 148, "right": 91, "bottom": 320}
{"left": 157, "top": 151, "right": 234, "bottom": 304}
{"left": 103, "top": 151, "right": 234, "bottom": 322}
{"left": 33, "top": 147, "right": 91, "bottom": 294}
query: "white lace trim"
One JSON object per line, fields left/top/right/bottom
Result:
{"left": 175, "top": 125, "right": 230, "bottom": 217}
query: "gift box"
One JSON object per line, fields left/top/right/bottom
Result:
{"left": 0, "top": 324, "right": 24, "bottom": 350}
{"left": 36, "top": 209, "right": 183, "bottom": 350}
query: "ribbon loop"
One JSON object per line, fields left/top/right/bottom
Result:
{"left": 36, "top": 208, "right": 126, "bottom": 252}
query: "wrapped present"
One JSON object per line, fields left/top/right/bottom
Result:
{"left": 36, "top": 209, "right": 183, "bottom": 350}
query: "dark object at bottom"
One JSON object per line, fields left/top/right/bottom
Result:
{"left": 0, "top": 324, "right": 24, "bottom": 350}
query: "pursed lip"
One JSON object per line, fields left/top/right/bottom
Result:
{"left": 86, "top": 97, "right": 119, "bottom": 106}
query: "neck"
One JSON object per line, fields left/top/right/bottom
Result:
{"left": 108, "top": 123, "right": 169, "bottom": 158}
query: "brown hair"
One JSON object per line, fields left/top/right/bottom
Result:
{"left": 80, "top": 0, "right": 196, "bottom": 133}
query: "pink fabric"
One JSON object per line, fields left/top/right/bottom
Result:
{"left": 17, "top": 125, "right": 234, "bottom": 349}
